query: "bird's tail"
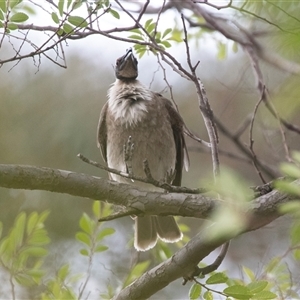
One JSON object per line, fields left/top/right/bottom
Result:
{"left": 134, "top": 216, "right": 182, "bottom": 251}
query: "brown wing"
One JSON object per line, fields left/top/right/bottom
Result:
{"left": 97, "top": 101, "right": 108, "bottom": 163}
{"left": 160, "top": 95, "right": 189, "bottom": 186}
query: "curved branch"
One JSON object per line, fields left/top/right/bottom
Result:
{"left": 113, "top": 187, "right": 290, "bottom": 300}
{"left": 0, "top": 164, "right": 217, "bottom": 218}
{"left": 0, "top": 164, "right": 292, "bottom": 222}
{"left": 0, "top": 163, "right": 296, "bottom": 298}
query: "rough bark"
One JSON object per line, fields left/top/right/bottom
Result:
{"left": 0, "top": 164, "right": 297, "bottom": 298}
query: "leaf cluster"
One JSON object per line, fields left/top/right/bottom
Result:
{"left": 75, "top": 201, "right": 115, "bottom": 257}
{"left": 51, "top": 0, "right": 119, "bottom": 35}
{"left": 0, "top": 0, "right": 30, "bottom": 32}
{"left": 189, "top": 270, "right": 277, "bottom": 300}
{"left": 0, "top": 211, "right": 50, "bottom": 287}
{"left": 275, "top": 151, "right": 300, "bottom": 213}
{"left": 128, "top": 18, "right": 173, "bottom": 58}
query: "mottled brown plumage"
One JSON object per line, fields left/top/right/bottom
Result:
{"left": 97, "top": 49, "right": 189, "bottom": 251}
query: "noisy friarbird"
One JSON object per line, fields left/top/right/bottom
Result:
{"left": 97, "top": 49, "right": 189, "bottom": 251}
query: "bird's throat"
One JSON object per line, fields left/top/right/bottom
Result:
{"left": 108, "top": 80, "right": 152, "bottom": 127}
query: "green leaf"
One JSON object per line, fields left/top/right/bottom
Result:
{"left": 0, "top": 237, "right": 10, "bottom": 258}
{"left": 103, "top": 0, "right": 109, "bottom": 7}
{"left": 146, "top": 22, "right": 156, "bottom": 34}
{"left": 0, "top": 0, "right": 7, "bottom": 12}
{"left": 275, "top": 180, "right": 300, "bottom": 196}
{"left": 10, "top": 0, "right": 22, "bottom": 9}
{"left": 189, "top": 283, "right": 201, "bottom": 299}
{"left": 223, "top": 285, "right": 253, "bottom": 299}
{"left": 293, "top": 151, "right": 300, "bottom": 163}
{"left": 137, "top": 49, "right": 146, "bottom": 58}
{"left": 128, "top": 34, "right": 144, "bottom": 41}
{"left": 158, "top": 241, "right": 173, "bottom": 259}
{"left": 279, "top": 201, "right": 300, "bottom": 214}
{"left": 242, "top": 266, "right": 255, "bottom": 281}
{"left": 0, "top": 222, "right": 2, "bottom": 240}
{"left": 253, "top": 291, "right": 277, "bottom": 299}
{"left": 38, "top": 210, "right": 50, "bottom": 224}
{"left": 0, "top": 10, "right": 4, "bottom": 20}
{"left": 67, "top": 0, "right": 73, "bottom": 9}
{"left": 264, "top": 257, "right": 280, "bottom": 273}
{"left": 58, "top": 0, "right": 64, "bottom": 16}
{"left": 96, "top": 228, "right": 115, "bottom": 241}
{"left": 28, "top": 229, "right": 50, "bottom": 245}
{"left": 10, "top": 12, "right": 29, "bottom": 23}
{"left": 162, "top": 28, "right": 172, "bottom": 38}
{"left": 290, "top": 221, "right": 300, "bottom": 246}
{"left": 21, "top": 246, "right": 48, "bottom": 257}
{"left": 247, "top": 281, "right": 268, "bottom": 293}
{"left": 217, "top": 42, "right": 227, "bottom": 60}
{"left": 160, "top": 40, "right": 171, "bottom": 48}
{"left": 58, "top": 264, "right": 70, "bottom": 281}
{"left": 72, "top": 0, "right": 82, "bottom": 10}
{"left": 51, "top": 12, "right": 59, "bottom": 24}
{"left": 57, "top": 28, "right": 64, "bottom": 36}
{"left": 169, "top": 28, "right": 182, "bottom": 42}
{"left": 232, "top": 41, "right": 239, "bottom": 53}
{"left": 95, "top": 245, "right": 108, "bottom": 252}
{"left": 80, "top": 248, "right": 89, "bottom": 256}
{"left": 206, "top": 272, "right": 228, "bottom": 284}
{"left": 27, "top": 212, "right": 38, "bottom": 236}
{"left": 281, "top": 162, "right": 300, "bottom": 178}
{"left": 144, "top": 18, "right": 153, "bottom": 30}
{"left": 76, "top": 232, "right": 91, "bottom": 246}
{"left": 293, "top": 248, "right": 300, "bottom": 260}
{"left": 123, "top": 261, "right": 150, "bottom": 287}
{"left": 203, "top": 290, "right": 213, "bottom": 300}
{"left": 79, "top": 213, "right": 93, "bottom": 234}
{"left": 68, "top": 16, "right": 87, "bottom": 28}
{"left": 130, "top": 28, "right": 142, "bottom": 34}
{"left": 92, "top": 201, "right": 101, "bottom": 218}
{"left": 27, "top": 269, "right": 45, "bottom": 283}
{"left": 109, "top": 8, "right": 120, "bottom": 19}
{"left": 15, "top": 274, "right": 34, "bottom": 287}
{"left": 13, "top": 212, "right": 26, "bottom": 248}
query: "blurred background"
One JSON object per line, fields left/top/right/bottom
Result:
{"left": 1, "top": 1, "right": 300, "bottom": 298}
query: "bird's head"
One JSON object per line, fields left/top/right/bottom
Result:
{"left": 115, "top": 48, "right": 138, "bottom": 80}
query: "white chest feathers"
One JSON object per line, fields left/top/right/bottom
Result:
{"left": 108, "top": 80, "right": 153, "bottom": 126}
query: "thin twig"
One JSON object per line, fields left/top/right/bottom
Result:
{"left": 78, "top": 154, "right": 206, "bottom": 194}
{"left": 181, "top": 14, "right": 220, "bottom": 177}
{"left": 98, "top": 209, "right": 139, "bottom": 222}
{"left": 249, "top": 85, "right": 267, "bottom": 184}
{"left": 215, "top": 117, "right": 278, "bottom": 179}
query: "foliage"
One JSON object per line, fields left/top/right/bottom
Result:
{"left": 128, "top": 18, "right": 173, "bottom": 58}
{"left": 0, "top": 211, "right": 50, "bottom": 292}
{"left": 1, "top": 0, "right": 300, "bottom": 299}
{"left": 0, "top": 202, "right": 115, "bottom": 299}
{"left": 276, "top": 151, "right": 300, "bottom": 210}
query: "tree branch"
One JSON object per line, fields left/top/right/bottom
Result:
{"left": 0, "top": 164, "right": 296, "bottom": 298}
{"left": 0, "top": 164, "right": 293, "bottom": 222}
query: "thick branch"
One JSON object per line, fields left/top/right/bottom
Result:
{"left": 0, "top": 164, "right": 216, "bottom": 218}
{"left": 0, "top": 164, "right": 293, "bottom": 223}
{"left": 113, "top": 187, "right": 289, "bottom": 300}
{"left": 0, "top": 164, "right": 297, "bottom": 298}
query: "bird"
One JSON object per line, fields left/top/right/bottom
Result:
{"left": 97, "top": 48, "right": 189, "bottom": 251}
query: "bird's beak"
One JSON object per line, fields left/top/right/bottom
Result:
{"left": 115, "top": 48, "right": 138, "bottom": 80}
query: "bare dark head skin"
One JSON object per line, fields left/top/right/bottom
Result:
{"left": 115, "top": 48, "right": 138, "bottom": 80}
